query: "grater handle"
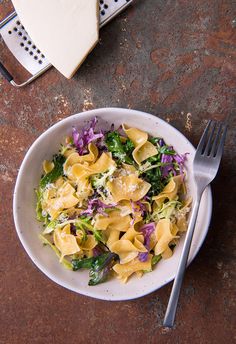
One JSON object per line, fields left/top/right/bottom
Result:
{"left": 0, "top": 62, "right": 13, "bottom": 82}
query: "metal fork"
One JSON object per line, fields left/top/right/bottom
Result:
{"left": 163, "top": 120, "right": 228, "bottom": 328}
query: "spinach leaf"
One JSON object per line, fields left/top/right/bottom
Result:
{"left": 40, "top": 154, "right": 65, "bottom": 189}
{"left": 72, "top": 252, "right": 119, "bottom": 286}
{"left": 88, "top": 252, "right": 119, "bottom": 286}
{"left": 105, "top": 131, "right": 134, "bottom": 164}
{"left": 72, "top": 256, "right": 95, "bottom": 270}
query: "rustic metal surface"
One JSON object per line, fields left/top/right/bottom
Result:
{"left": 0, "top": 0, "right": 235, "bottom": 343}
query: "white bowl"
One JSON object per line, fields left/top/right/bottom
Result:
{"left": 13, "top": 108, "right": 212, "bottom": 301}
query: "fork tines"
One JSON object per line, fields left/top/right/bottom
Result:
{"left": 197, "top": 120, "right": 228, "bottom": 158}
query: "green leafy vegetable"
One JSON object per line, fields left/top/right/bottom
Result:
{"left": 143, "top": 166, "right": 165, "bottom": 197}
{"left": 159, "top": 145, "right": 175, "bottom": 155}
{"left": 91, "top": 165, "right": 116, "bottom": 190}
{"left": 141, "top": 145, "right": 177, "bottom": 196}
{"left": 123, "top": 138, "right": 135, "bottom": 155}
{"left": 40, "top": 154, "right": 65, "bottom": 189}
{"left": 72, "top": 252, "right": 119, "bottom": 286}
{"left": 93, "top": 229, "right": 104, "bottom": 242}
{"left": 149, "top": 137, "right": 161, "bottom": 145}
{"left": 56, "top": 218, "right": 105, "bottom": 244}
{"left": 151, "top": 200, "right": 181, "bottom": 222}
{"left": 35, "top": 189, "right": 44, "bottom": 221}
{"left": 105, "top": 131, "right": 134, "bottom": 164}
{"left": 152, "top": 254, "right": 162, "bottom": 266}
{"left": 146, "top": 155, "right": 161, "bottom": 164}
{"left": 72, "top": 256, "right": 95, "bottom": 270}
{"left": 42, "top": 219, "right": 59, "bottom": 234}
{"left": 76, "top": 218, "right": 104, "bottom": 243}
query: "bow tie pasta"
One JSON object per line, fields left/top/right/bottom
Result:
{"left": 36, "top": 117, "right": 191, "bottom": 286}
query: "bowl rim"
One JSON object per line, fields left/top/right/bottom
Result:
{"left": 13, "top": 107, "right": 212, "bottom": 300}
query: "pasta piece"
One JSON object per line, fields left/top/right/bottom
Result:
{"left": 43, "top": 160, "right": 54, "bottom": 173}
{"left": 135, "top": 271, "right": 144, "bottom": 278}
{"left": 76, "top": 179, "right": 93, "bottom": 204}
{"left": 58, "top": 182, "right": 79, "bottom": 205}
{"left": 90, "top": 152, "right": 116, "bottom": 174}
{"left": 54, "top": 176, "right": 65, "bottom": 188}
{"left": 118, "top": 252, "right": 139, "bottom": 265}
{"left": 162, "top": 246, "right": 173, "bottom": 259}
{"left": 54, "top": 224, "right": 80, "bottom": 260}
{"left": 116, "top": 201, "right": 145, "bottom": 223}
{"left": 121, "top": 227, "right": 142, "bottom": 241}
{"left": 113, "top": 254, "right": 152, "bottom": 282}
{"left": 134, "top": 235, "right": 146, "bottom": 249}
{"left": 110, "top": 239, "right": 147, "bottom": 254}
{"left": 171, "top": 223, "right": 179, "bottom": 236}
{"left": 63, "top": 207, "right": 83, "bottom": 218}
{"left": 153, "top": 175, "right": 183, "bottom": 207}
{"left": 80, "top": 235, "right": 97, "bottom": 251}
{"left": 154, "top": 219, "right": 178, "bottom": 256}
{"left": 66, "top": 152, "right": 116, "bottom": 203}
{"left": 149, "top": 231, "right": 157, "bottom": 251}
{"left": 106, "top": 229, "right": 120, "bottom": 248}
{"left": 121, "top": 163, "right": 138, "bottom": 176}
{"left": 107, "top": 175, "right": 151, "bottom": 202}
{"left": 42, "top": 182, "right": 79, "bottom": 219}
{"left": 64, "top": 143, "right": 98, "bottom": 175}
{"left": 94, "top": 210, "right": 131, "bottom": 231}
{"left": 110, "top": 230, "right": 146, "bottom": 264}
{"left": 70, "top": 153, "right": 115, "bottom": 179}
{"left": 70, "top": 162, "right": 91, "bottom": 182}
{"left": 116, "top": 200, "right": 133, "bottom": 216}
{"left": 63, "top": 147, "right": 77, "bottom": 158}
{"left": 123, "top": 124, "right": 158, "bottom": 165}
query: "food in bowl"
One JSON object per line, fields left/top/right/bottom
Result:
{"left": 35, "top": 116, "right": 191, "bottom": 286}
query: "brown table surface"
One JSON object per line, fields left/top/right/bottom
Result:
{"left": 0, "top": 1, "right": 235, "bottom": 343}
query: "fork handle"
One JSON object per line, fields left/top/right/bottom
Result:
{"left": 163, "top": 193, "right": 202, "bottom": 327}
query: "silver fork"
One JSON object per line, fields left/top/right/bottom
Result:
{"left": 163, "top": 120, "right": 228, "bottom": 328}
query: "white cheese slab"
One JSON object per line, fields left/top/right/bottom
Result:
{"left": 12, "top": 0, "right": 99, "bottom": 78}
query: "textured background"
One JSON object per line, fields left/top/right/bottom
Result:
{"left": 0, "top": 0, "right": 235, "bottom": 343}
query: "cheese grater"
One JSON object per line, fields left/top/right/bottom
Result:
{"left": 0, "top": 0, "right": 133, "bottom": 88}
